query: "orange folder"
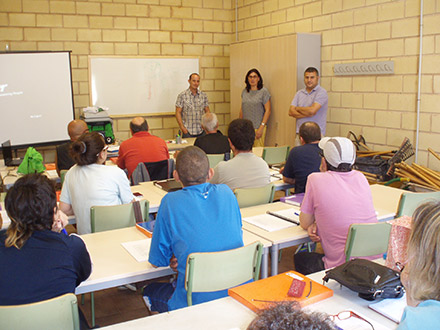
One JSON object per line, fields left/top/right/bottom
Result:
{"left": 228, "top": 271, "right": 333, "bottom": 313}
{"left": 135, "top": 222, "right": 153, "bottom": 238}
{"left": 45, "top": 163, "right": 56, "bottom": 171}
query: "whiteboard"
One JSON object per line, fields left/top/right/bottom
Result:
{"left": 89, "top": 57, "right": 199, "bottom": 116}
{"left": 0, "top": 51, "right": 74, "bottom": 148}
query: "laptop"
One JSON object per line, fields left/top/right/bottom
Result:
{"left": 2, "top": 140, "right": 22, "bottom": 166}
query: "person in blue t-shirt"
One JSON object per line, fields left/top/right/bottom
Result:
{"left": 398, "top": 201, "right": 440, "bottom": 329}
{"left": 144, "top": 146, "right": 243, "bottom": 312}
{"left": 281, "top": 121, "right": 322, "bottom": 194}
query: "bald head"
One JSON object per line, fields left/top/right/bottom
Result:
{"left": 130, "top": 117, "right": 149, "bottom": 134}
{"left": 68, "top": 120, "right": 89, "bottom": 141}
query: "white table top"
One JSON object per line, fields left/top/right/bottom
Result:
{"left": 131, "top": 181, "right": 167, "bottom": 213}
{"left": 370, "top": 184, "right": 406, "bottom": 221}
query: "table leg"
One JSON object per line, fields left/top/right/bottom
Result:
{"left": 261, "top": 251, "right": 268, "bottom": 279}
{"left": 271, "top": 245, "right": 279, "bottom": 276}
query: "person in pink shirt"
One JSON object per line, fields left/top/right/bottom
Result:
{"left": 296, "top": 137, "right": 377, "bottom": 275}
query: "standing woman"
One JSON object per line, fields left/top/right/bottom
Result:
{"left": 60, "top": 131, "right": 134, "bottom": 235}
{"left": 398, "top": 201, "right": 440, "bottom": 329}
{"left": 239, "top": 68, "right": 271, "bottom": 147}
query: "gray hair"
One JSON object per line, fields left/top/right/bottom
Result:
{"left": 201, "top": 113, "right": 218, "bottom": 132}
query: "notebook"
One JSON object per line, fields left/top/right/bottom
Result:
{"left": 135, "top": 221, "right": 156, "bottom": 238}
{"left": 154, "top": 179, "right": 182, "bottom": 192}
{"left": 1, "top": 140, "right": 22, "bottom": 166}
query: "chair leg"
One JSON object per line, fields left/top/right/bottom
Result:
{"left": 81, "top": 294, "right": 85, "bottom": 305}
{"left": 91, "top": 292, "right": 95, "bottom": 328}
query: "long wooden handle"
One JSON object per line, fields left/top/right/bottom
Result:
{"left": 428, "top": 148, "right": 440, "bottom": 162}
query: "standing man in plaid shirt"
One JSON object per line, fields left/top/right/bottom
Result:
{"left": 175, "top": 73, "right": 210, "bottom": 138}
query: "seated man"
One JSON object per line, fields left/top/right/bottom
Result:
{"left": 210, "top": 119, "right": 270, "bottom": 191}
{"left": 117, "top": 117, "right": 169, "bottom": 177}
{"left": 55, "top": 119, "right": 88, "bottom": 175}
{"left": 194, "top": 113, "right": 230, "bottom": 155}
{"left": 295, "top": 137, "right": 377, "bottom": 275}
{"left": 145, "top": 146, "right": 243, "bottom": 312}
{"left": 281, "top": 121, "right": 321, "bottom": 194}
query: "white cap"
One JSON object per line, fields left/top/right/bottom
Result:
{"left": 318, "top": 137, "right": 356, "bottom": 168}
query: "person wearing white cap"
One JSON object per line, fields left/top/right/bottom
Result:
{"left": 294, "top": 137, "right": 378, "bottom": 275}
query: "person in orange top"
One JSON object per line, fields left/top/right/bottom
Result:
{"left": 117, "top": 117, "right": 169, "bottom": 177}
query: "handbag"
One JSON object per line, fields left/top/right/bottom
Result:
{"left": 322, "top": 259, "right": 404, "bottom": 301}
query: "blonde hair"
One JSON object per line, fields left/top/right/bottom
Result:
{"left": 406, "top": 201, "right": 440, "bottom": 302}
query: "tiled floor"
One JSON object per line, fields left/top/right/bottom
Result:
{"left": 79, "top": 245, "right": 299, "bottom": 328}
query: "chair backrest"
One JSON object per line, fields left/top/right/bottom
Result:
{"left": 90, "top": 199, "right": 149, "bottom": 233}
{"left": 345, "top": 222, "right": 392, "bottom": 262}
{"left": 185, "top": 242, "right": 263, "bottom": 306}
{"left": 0, "top": 293, "right": 80, "bottom": 330}
{"left": 60, "top": 169, "right": 68, "bottom": 186}
{"left": 396, "top": 191, "right": 440, "bottom": 217}
{"left": 206, "top": 154, "right": 225, "bottom": 168}
{"left": 234, "top": 183, "right": 275, "bottom": 208}
{"left": 130, "top": 158, "right": 175, "bottom": 185}
{"left": 262, "top": 146, "right": 290, "bottom": 166}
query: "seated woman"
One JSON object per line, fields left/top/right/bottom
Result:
{"left": 399, "top": 201, "right": 440, "bottom": 329}
{"left": 0, "top": 173, "right": 91, "bottom": 305}
{"left": 60, "top": 132, "right": 134, "bottom": 235}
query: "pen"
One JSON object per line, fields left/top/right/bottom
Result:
{"left": 306, "top": 281, "right": 312, "bottom": 298}
{"left": 294, "top": 211, "right": 300, "bottom": 216}
{"left": 266, "top": 211, "right": 300, "bottom": 225}
{"left": 252, "top": 299, "right": 279, "bottom": 303}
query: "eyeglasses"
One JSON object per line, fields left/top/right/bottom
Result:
{"left": 329, "top": 311, "right": 375, "bottom": 330}
{"left": 318, "top": 149, "right": 324, "bottom": 158}
{"left": 96, "top": 145, "right": 109, "bottom": 156}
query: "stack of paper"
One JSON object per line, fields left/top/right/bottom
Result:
{"left": 369, "top": 294, "right": 407, "bottom": 323}
{"left": 243, "top": 214, "right": 295, "bottom": 232}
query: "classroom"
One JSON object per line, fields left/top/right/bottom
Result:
{"left": 1, "top": 0, "right": 440, "bottom": 329}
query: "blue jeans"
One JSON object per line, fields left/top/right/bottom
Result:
{"left": 142, "top": 281, "right": 176, "bottom": 313}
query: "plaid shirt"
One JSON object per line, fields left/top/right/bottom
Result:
{"left": 175, "top": 88, "right": 209, "bottom": 135}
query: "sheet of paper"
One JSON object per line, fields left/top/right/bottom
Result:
{"left": 369, "top": 294, "right": 406, "bottom": 323}
{"left": 121, "top": 239, "right": 151, "bottom": 262}
{"left": 45, "top": 169, "right": 59, "bottom": 179}
{"left": 270, "top": 208, "right": 299, "bottom": 221}
{"left": 243, "top": 214, "right": 294, "bottom": 232}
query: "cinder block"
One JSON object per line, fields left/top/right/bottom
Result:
{"left": 342, "top": 92, "right": 363, "bottom": 108}
{"left": 434, "top": 76, "right": 440, "bottom": 94}
{"left": 23, "top": 0, "right": 48, "bottom": 13}
{"left": 278, "top": 22, "right": 294, "bottom": 35}
{"left": 163, "top": 117, "right": 178, "bottom": 129}
{"left": 79, "top": 82, "right": 89, "bottom": 95}
{"left": 422, "top": 55, "right": 440, "bottom": 74}
{"left": 102, "top": 3, "right": 125, "bottom": 16}
{"left": 64, "top": 15, "right": 88, "bottom": 28}
{"left": 250, "top": 2, "right": 264, "bottom": 16}
{"left": 353, "top": 77, "right": 376, "bottom": 92}
{"left": 139, "top": 43, "right": 161, "bottom": 55}
{"left": 214, "top": 56, "right": 229, "bottom": 68}
{"left": 183, "top": 44, "right": 203, "bottom": 55}
{"left": 364, "top": 93, "right": 388, "bottom": 110}
{"left": 37, "top": 41, "right": 62, "bottom": 50}
{"left": 172, "top": 7, "right": 192, "bottom": 19}
{"left": 343, "top": 0, "right": 364, "bottom": 10}
{"left": 271, "top": 10, "right": 286, "bottom": 24}
{"left": 431, "top": 114, "right": 440, "bottom": 133}
{"left": 204, "top": 68, "right": 223, "bottom": 79}
{"left": 11, "top": 41, "right": 36, "bottom": 50}
{"left": 362, "top": 126, "right": 386, "bottom": 144}
{"left": 343, "top": 26, "right": 365, "bottom": 43}
{"left": 171, "top": 31, "right": 191, "bottom": 43}
{"left": 51, "top": 28, "right": 77, "bottom": 41}
{"left": 201, "top": 79, "right": 213, "bottom": 91}
{"left": 77, "top": 2, "right": 101, "bottom": 15}
{"left": 421, "top": 94, "right": 440, "bottom": 113}
{"left": 215, "top": 102, "right": 230, "bottom": 114}
{"left": 194, "top": 8, "right": 213, "bottom": 20}
{"left": 150, "top": 31, "right": 171, "bottom": 43}
{"left": 394, "top": 56, "right": 418, "bottom": 75}
{"left": 377, "top": 39, "right": 404, "bottom": 57}
{"left": 205, "top": 91, "right": 224, "bottom": 103}
{"left": 89, "top": 16, "right": 114, "bottom": 29}
{"left": 286, "top": 6, "right": 303, "bottom": 21}
{"left": 321, "top": 46, "right": 331, "bottom": 61}
{"left": 180, "top": 0, "right": 201, "bottom": 6}
{"left": 332, "top": 11, "right": 353, "bottom": 28}
{"left": 146, "top": 117, "right": 163, "bottom": 130}
{"left": 238, "top": 30, "right": 251, "bottom": 41}
{"left": 378, "top": 1, "right": 405, "bottom": 21}
{"left": 325, "top": 123, "right": 340, "bottom": 136}
{"left": 312, "top": 15, "right": 332, "bottom": 31}
{"left": 392, "top": 17, "right": 419, "bottom": 38}
{"left": 117, "top": 119, "right": 131, "bottom": 132}
{"left": 126, "top": 30, "right": 148, "bottom": 42}
{"left": 389, "top": 93, "right": 416, "bottom": 111}
{"left": 401, "top": 112, "right": 416, "bottom": 130}
{"left": 200, "top": 56, "right": 213, "bottom": 67}
{"left": 103, "top": 30, "right": 126, "bottom": 42}
{"left": 10, "top": 14, "right": 36, "bottom": 27}
{"left": 323, "top": 0, "right": 342, "bottom": 14}
{"left": 213, "top": 9, "right": 231, "bottom": 21}
{"left": 72, "top": 68, "right": 88, "bottom": 82}
{"left": 322, "top": 29, "right": 342, "bottom": 46}
{"left": 332, "top": 77, "right": 352, "bottom": 92}
{"left": 375, "top": 110, "right": 401, "bottom": 128}
{"left": 257, "top": 13, "right": 271, "bottom": 27}
{"left": 90, "top": 42, "right": 115, "bottom": 55}
{"left": 294, "top": 19, "right": 312, "bottom": 33}
{"left": 353, "top": 41, "right": 377, "bottom": 59}
{"left": 115, "top": 43, "right": 138, "bottom": 55}
{"left": 50, "top": 1, "right": 75, "bottom": 14}
{"left": 238, "top": 5, "right": 250, "bottom": 20}
{"left": 160, "top": 0, "right": 181, "bottom": 6}
{"left": 353, "top": 6, "right": 377, "bottom": 25}
{"left": 328, "top": 92, "right": 341, "bottom": 107}
{"left": 138, "top": 18, "right": 160, "bottom": 30}
{"left": 204, "top": 45, "right": 222, "bottom": 56}
{"left": 304, "top": 1, "right": 321, "bottom": 18}
{"left": 126, "top": 4, "right": 148, "bottom": 17}
{"left": 422, "top": 35, "right": 435, "bottom": 54}
{"left": 63, "top": 41, "right": 88, "bottom": 54}
{"left": 204, "top": 21, "right": 223, "bottom": 32}
{"left": 36, "top": 14, "right": 62, "bottom": 27}
{"left": 263, "top": 0, "right": 279, "bottom": 13}
{"left": 150, "top": 5, "right": 171, "bottom": 18}
{"left": 115, "top": 17, "right": 137, "bottom": 29}
{"left": 366, "top": 22, "right": 390, "bottom": 41}
{"left": 162, "top": 43, "right": 182, "bottom": 55}
{"left": 352, "top": 109, "right": 375, "bottom": 126}
{"left": 332, "top": 44, "right": 353, "bottom": 60}
{"left": 330, "top": 107, "right": 351, "bottom": 124}
{"left": 244, "top": 17, "right": 257, "bottom": 30}
{"left": 1, "top": 0, "right": 22, "bottom": 12}
{"left": 161, "top": 18, "right": 182, "bottom": 31}
{"left": 74, "top": 94, "right": 89, "bottom": 108}
{"left": 203, "top": 0, "right": 223, "bottom": 9}
{"left": 24, "top": 28, "right": 50, "bottom": 41}
{"left": 377, "top": 76, "right": 403, "bottom": 93}
{"left": 183, "top": 19, "right": 203, "bottom": 31}
{"left": 194, "top": 32, "right": 212, "bottom": 44}
{"left": 279, "top": 0, "right": 294, "bottom": 9}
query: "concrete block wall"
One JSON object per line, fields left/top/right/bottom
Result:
{"left": 0, "top": 0, "right": 233, "bottom": 162}
{"left": 235, "top": 0, "right": 440, "bottom": 170}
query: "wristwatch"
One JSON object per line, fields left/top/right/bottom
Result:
{"left": 261, "top": 122, "right": 266, "bottom": 126}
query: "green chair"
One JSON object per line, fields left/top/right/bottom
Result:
{"left": 87, "top": 200, "right": 150, "bottom": 327}
{"left": 207, "top": 154, "right": 225, "bottom": 168}
{"left": 345, "top": 222, "right": 392, "bottom": 262}
{"left": 396, "top": 191, "right": 440, "bottom": 217}
{"left": 234, "top": 183, "right": 275, "bottom": 208}
{"left": 185, "top": 241, "right": 263, "bottom": 306}
{"left": 262, "top": 146, "right": 290, "bottom": 167}
{"left": 60, "top": 169, "right": 68, "bottom": 186}
{"left": 0, "top": 293, "right": 80, "bottom": 330}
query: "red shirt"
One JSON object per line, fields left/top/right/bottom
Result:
{"left": 117, "top": 131, "right": 169, "bottom": 177}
